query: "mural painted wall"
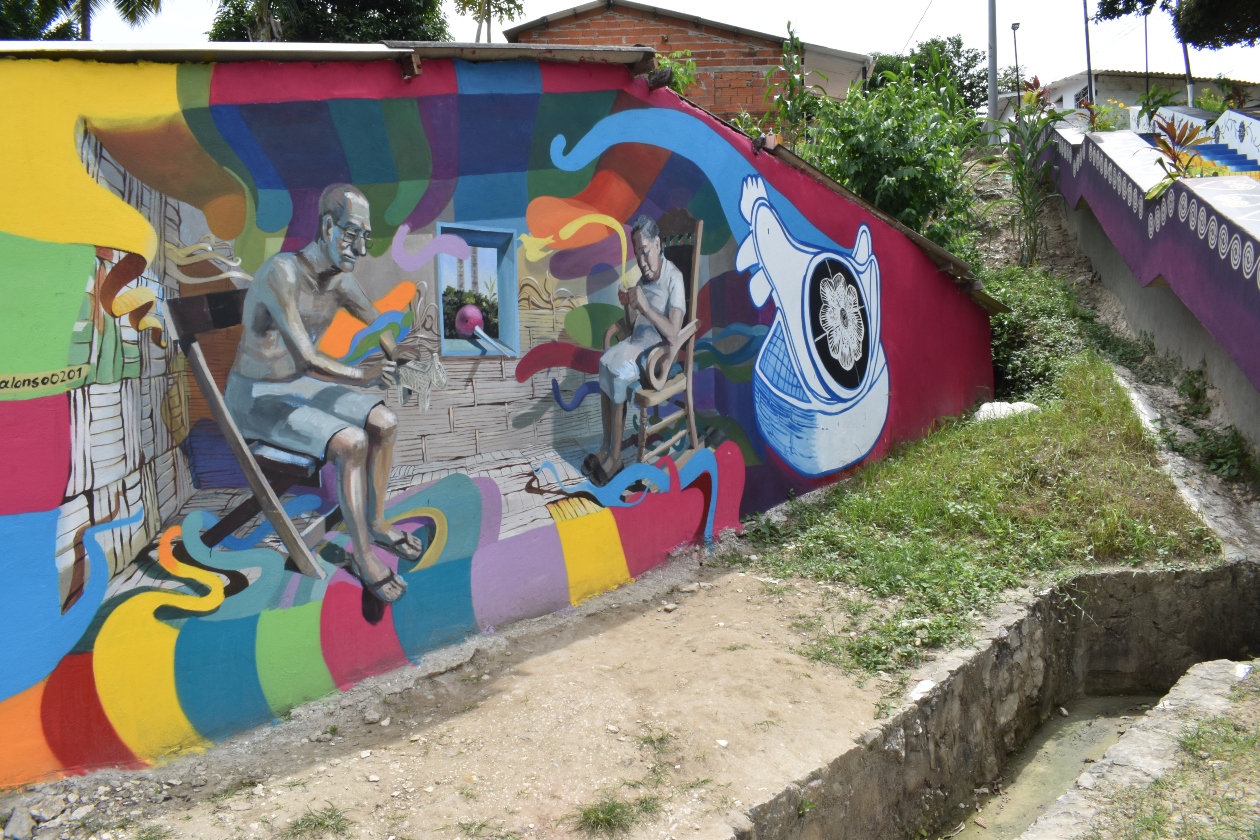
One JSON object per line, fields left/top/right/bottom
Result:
{"left": 0, "top": 54, "right": 993, "bottom": 784}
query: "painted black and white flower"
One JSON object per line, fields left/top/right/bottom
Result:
{"left": 819, "top": 273, "right": 864, "bottom": 371}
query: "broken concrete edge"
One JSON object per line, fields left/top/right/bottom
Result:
{"left": 1019, "top": 658, "right": 1253, "bottom": 840}
{"left": 715, "top": 559, "right": 1260, "bottom": 840}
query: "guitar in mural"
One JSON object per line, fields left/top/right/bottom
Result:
{"left": 736, "top": 176, "right": 889, "bottom": 477}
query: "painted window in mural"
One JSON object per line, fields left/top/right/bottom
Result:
{"left": 437, "top": 224, "right": 517, "bottom": 356}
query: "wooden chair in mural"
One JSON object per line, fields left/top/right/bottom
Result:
{"left": 604, "top": 208, "right": 704, "bottom": 467}
{"left": 167, "top": 290, "right": 331, "bottom": 580}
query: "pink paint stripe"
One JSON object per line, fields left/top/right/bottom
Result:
{"left": 539, "top": 61, "right": 630, "bottom": 93}
{"left": 209, "top": 59, "right": 459, "bottom": 106}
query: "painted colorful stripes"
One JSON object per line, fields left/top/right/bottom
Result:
{"left": 0, "top": 445, "right": 742, "bottom": 784}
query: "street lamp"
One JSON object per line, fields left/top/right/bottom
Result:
{"left": 1012, "top": 22, "right": 1021, "bottom": 98}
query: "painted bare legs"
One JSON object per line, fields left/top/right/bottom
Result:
{"left": 326, "top": 404, "right": 419, "bottom": 602}
{"left": 364, "top": 405, "right": 424, "bottom": 559}
{"left": 597, "top": 397, "right": 627, "bottom": 478}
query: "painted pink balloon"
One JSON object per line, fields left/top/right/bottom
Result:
{"left": 455, "top": 305, "right": 484, "bottom": 337}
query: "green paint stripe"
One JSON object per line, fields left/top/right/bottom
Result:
{"left": 255, "top": 601, "right": 336, "bottom": 715}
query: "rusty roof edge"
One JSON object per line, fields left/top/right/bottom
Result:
{"left": 0, "top": 40, "right": 654, "bottom": 65}
{"left": 382, "top": 41, "right": 653, "bottom": 64}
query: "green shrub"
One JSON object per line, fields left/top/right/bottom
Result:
{"left": 984, "top": 266, "right": 1090, "bottom": 400}
{"left": 799, "top": 57, "right": 980, "bottom": 250}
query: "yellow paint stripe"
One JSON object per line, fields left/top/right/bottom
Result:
{"left": 555, "top": 508, "right": 630, "bottom": 606}
{"left": 0, "top": 60, "right": 181, "bottom": 258}
{"left": 94, "top": 526, "right": 223, "bottom": 761}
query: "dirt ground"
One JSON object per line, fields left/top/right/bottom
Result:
{"left": 2, "top": 551, "right": 883, "bottom": 840}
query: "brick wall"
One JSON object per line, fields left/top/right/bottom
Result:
{"left": 511, "top": 5, "right": 784, "bottom": 121}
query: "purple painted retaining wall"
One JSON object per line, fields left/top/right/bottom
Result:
{"left": 1051, "top": 129, "right": 1260, "bottom": 391}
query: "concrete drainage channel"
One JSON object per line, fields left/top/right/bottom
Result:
{"left": 724, "top": 558, "right": 1260, "bottom": 840}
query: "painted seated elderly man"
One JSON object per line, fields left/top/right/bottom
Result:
{"left": 584, "top": 214, "right": 686, "bottom": 486}
{"left": 225, "top": 183, "right": 421, "bottom": 603}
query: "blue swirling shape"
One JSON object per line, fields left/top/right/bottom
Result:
{"left": 217, "top": 494, "right": 325, "bottom": 551}
{"left": 549, "top": 109, "right": 838, "bottom": 253}
{"left": 551, "top": 378, "right": 602, "bottom": 412}
{"left": 535, "top": 444, "right": 724, "bottom": 540}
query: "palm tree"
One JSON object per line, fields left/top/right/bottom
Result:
{"left": 74, "top": 0, "right": 162, "bottom": 41}
{"left": 1, "top": 0, "right": 78, "bottom": 38}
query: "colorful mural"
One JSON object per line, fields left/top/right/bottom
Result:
{"left": 0, "top": 52, "right": 993, "bottom": 785}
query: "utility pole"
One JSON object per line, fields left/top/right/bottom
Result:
{"left": 987, "top": 0, "right": 998, "bottom": 121}
{"left": 1083, "top": 0, "right": 1095, "bottom": 104}
{"left": 1144, "top": 10, "right": 1150, "bottom": 98}
{"left": 1178, "top": 0, "right": 1194, "bottom": 103}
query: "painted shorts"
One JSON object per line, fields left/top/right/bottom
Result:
{"left": 598, "top": 324, "right": 665, "bottom": 405}
{"left": 225, "top": 372, "right": 383, "bottom": 459}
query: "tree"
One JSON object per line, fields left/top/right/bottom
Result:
{"left": 452, "top": 0, "right": 522, "bottom": 43}
{"left": 998, "top": 64, "right": 1028, "bottom": 94}
{"left": 73, "top": 0, "right": 161, "bottom": 40}
{"left": 1, "top": 0, "right": 78, "bottom": 38}
{"left": 1174, "top": 0, "right": 1259, "bottom": 49}
{"left": 869, "top": 35, "right": 988, "bottom": 110}
{"left": 1095, "top": 0, "right": 1259, "bottom": 49}
{"left": 209, "top": 0, "right": 450, "bottom": 42}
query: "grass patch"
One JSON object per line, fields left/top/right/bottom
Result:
{"left": 135, "top": 827, "right": 174, "bottom": 840}
{"left": 284, "top": 803, "right": 352, "bottom": 838}
{"left": 1087, "top": 672, "right": 1260, "bottom": 839}
{"left": 732, "top": 263, "right": 1224, "bottom": 675}
{"left": 738, "top": 354, "right": 1216, "bottom": 674}
{"left": 569, "top": 793, "right": 662, "bottom": 837}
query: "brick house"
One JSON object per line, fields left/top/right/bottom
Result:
{"left": 504, "top": 0, "right": 871, "bottom": 121}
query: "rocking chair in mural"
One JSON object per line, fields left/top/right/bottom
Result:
{"left": 604, "top": 208, "right": 704, "bottom": 467}
{"left": 167, "top": 290, "right": 333, "bottom": 580}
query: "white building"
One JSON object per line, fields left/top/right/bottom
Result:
{"left": 996, "top": 70, "right": 1260, "bottom": 124}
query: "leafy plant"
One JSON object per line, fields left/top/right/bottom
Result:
{"left": 985, "top": 104, "right": 1067, "bottom": 266}
{"left": 729, "top": 109, "right": 765, "bottom": 138}
{"left": 1219, "top": 76, "right": 1258, "bottom": 109}
{"left": 1194, "top": 87, "right": 1228, "bottom": 116}
{"left": 1146, "top": 114, "right": 1211, "bottom": 200}
{"left": 1177, "top": 365, "right": 1211, "bottom": 417}
{"left": 1081, "top": 99, "right": 1124, "bottom": 132}
{"left": 656, "top": 50, "right": 697, "bottom": 96}
{"left": 799, "top": 52, "right": 980, "bottom": 251}
{"left": 762, "top": 23, "right": 828, "bottom": 152}
{"left": 1135, "top": 86, "right": 1181, "bottom": 130}
{"left": 1019, "top": 75, "right": 1053, "bottom": 114}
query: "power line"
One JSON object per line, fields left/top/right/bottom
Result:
{"left": 900, "top": 0, "right": 936, "bottom": 54}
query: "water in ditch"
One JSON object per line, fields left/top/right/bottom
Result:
{"left": 933, "top": 695, "right": 1161, "bottom": 840}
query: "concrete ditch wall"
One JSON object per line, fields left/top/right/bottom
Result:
{"left": 724, "top": 558, "right": 1260, "bottom": 840}
{"left": 1062, "top": 199, "right": 1260, "bottom": 452}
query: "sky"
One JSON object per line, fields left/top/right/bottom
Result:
{"left": 89, "top": 0, "right": 1260, "bottom": 87}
